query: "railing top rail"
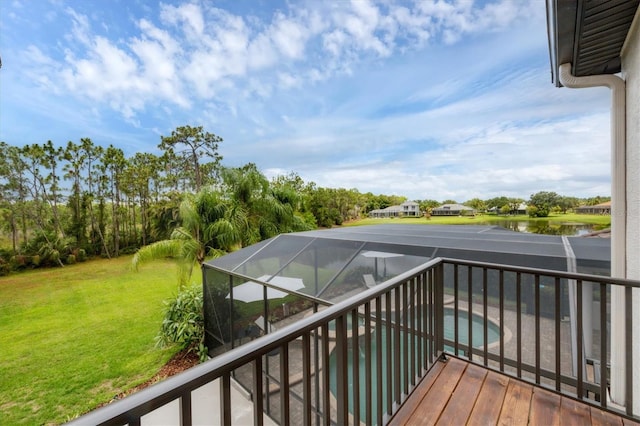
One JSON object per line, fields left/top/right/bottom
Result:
{"left": 69, "top": 257, "right": 442, "bottom": 425}
{"left": 440, "top": 257, "right": 640, "bottom": 288}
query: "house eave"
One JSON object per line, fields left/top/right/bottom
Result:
{"left": 546, "top": 0, "right": 639, "bottom": 87}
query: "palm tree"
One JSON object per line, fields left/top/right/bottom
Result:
{"left": 132, "top": 188, "right": 239, "bottom": 287}
{"left": 133, "top": 166, "right": 312, "bottom": 287}
{"left": 221, "top": 163, "right": 312, "bottom": 247}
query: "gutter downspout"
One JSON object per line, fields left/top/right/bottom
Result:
{"left": 558, "top": 63, "right": 627, "bottom": 406}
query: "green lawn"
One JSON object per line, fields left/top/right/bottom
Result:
{"left": 0, "top": 256, "right": 190, "bottom": 425}
{"left": 348, "top": 213, "right": 611, "bottom": 228}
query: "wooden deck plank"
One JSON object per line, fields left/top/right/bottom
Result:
{"left": 497, "top": 379, "right": 533, "bottom": 426}
{"left": 404, "top": 357, "right": 467, "bottom": 426}
{"left": 437, "top": 363, "right": 487, "bottom": 426}
{"left": 387, "top": 359, "right": 448, "bottom": 426}
{"left": 529, "top": 387, "right": 561, "bottom": 425}
{"left": 467, "top": 371, "right": 510, "bottom": 426}
{"left": 559, "top": 397, "right": 591, "bottom": 426}
{"left": 389, "top": 356, "right": 636, "bottom": 426}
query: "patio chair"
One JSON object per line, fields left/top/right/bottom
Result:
{"left": 254, "top": 315, "right": 276, "bottom": 334}
{"left": 363, "top": 274, "right": 377, "bottom": 288}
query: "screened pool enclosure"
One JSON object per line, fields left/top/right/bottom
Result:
{"left": 203, "top": 224, "right": 609, "bottom": 355}
{"left": 201, "top": 224, "right": 611, "bottom": 422}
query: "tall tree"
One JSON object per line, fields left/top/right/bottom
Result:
{"left": 158, "top": 125, "right": 223, "bottom": 192}
{"left": 63, "top": 141, "right": 88, "bottom": 248}
{"left": 528, "top": 191, "right": 560, "bottom": 217}
{"left": 0, "top": 143, "right": 29, "bottom": 251}
{"left": 104, "top": 145, "right": 126, "bottom": 257}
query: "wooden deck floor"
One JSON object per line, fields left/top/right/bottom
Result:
{"left": 388, "top": 356, "right": 638, "bottom": 426}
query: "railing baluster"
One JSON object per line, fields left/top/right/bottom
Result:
{"left": 335, "top": 315, "right": 348, "bottom": 426}
{"left": 427, "top": 269, "right": 434, "bottom": 365}
{"left": 626, "top": 285, "right": 633, "bottom": 416}
{"left": 468, "top": 266, "right": 473, "bottom": 362}
{"left": 322, "top": 323, "right": 330, "bottom": 426}
{"left": 364, "top": 302, "right": 372, "bottom": 426}
{"left": 416, "top": 274, "right": 423, "bottom": 376}
{"left": 280, "top": 342, "right": 290, "bottom": 426}
{"left": 221, "top": 372, "right": 231, "bottom": 426}
{"left": 351, "top": 308, "right": 360, "bottom": 426}
{"left": 301, "top": 333, "right": 310, "bottom": 426}
{"left": 454, "top": 264, "right": 459, "bottom": 355}
{"left": 435, "top": 262, "right": 445, "bottom": 356}
{"left": 402, "top": 281, "right": 409, "bottom": 397}
{"left": 386, "top": 290, "right": 393, "bottom": 416}
{"left": 599, "top": 282, "right": 607, "bottom": 409}
{"left": 499, "top": 269, "right": 504, "bottom": 372}
{"left": 516, "top": 272, "right": 522, "bottom": 378}
{"left": 410, "top": 276, "right": 416, "bottom": 387}
{"left": 394, "top": 286, "right": 401, "bottom": 404}
{"left": 555, "top": 276, "right": 561, "bottom": 392}
{"left": 180, "top": 391, "right": 192, "bottom": 426}
{"left": 576, "top": 280, "right": 583, "bottom": 399}
{"left": 253, "top": 356, "right": 264, "bottom": 426}
{"left": 376, "top": 295, "right": 383, "bottom": 425}
{"left": 535, "top": 274, "right": 541, "bottom": 385}
{"left": 483, "top": 267, "right": 488, "bottom": 366}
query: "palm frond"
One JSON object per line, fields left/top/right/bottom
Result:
{"left": 131, "top": 239, "right": 183, "bottom": 271}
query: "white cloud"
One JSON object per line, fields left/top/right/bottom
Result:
{"left": 2, "top": 0, "right": 612, "bottom": 201}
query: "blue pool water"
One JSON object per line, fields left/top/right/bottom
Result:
{"left": 328, "top": 307, "right": 501, "bottom": 424}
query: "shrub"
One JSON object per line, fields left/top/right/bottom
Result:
{"left": 157, "top": 284, "right": 208, "bottom": 362}
{"left": 0, "top": 259, "right": 10, "bottom": 276}
{"left": 77, "top": 249, "right": 87, "bottom": 262}
{"left": 10, "top": 255, "right": 28, "bottom": 270}
{"left": 31, "top": 255, "right": 41, "bottom": 267}
{"left": 66, "top": 254, "right": 76, "bottom": 265}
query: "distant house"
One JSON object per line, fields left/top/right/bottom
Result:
{"left": 488, "top": 202, "right": 528, "bottom": 215}
{"left": 575, "top": 201, "right": 611, "bottom": 215}
{"left": 431, "top": 203, "right": 475, "bottom": 216}
{"left": 369, "top": 201, "right": 420, "bottom": 218}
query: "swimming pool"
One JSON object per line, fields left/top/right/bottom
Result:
{"left": 328, "top": 307, "right": 502, "bottom": 424}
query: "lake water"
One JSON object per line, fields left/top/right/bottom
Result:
{"left": 476, "top": 220, "right": 597, "bottom": 236}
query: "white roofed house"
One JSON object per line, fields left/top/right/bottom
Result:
{"left": 431, "top": 203, "right": 476, "bottom": 216}
{"left": 369, "top": 201, "right": 421, "bottom": 218}
{"left": 401, "top": 201, "right": 420, "bottom": 217}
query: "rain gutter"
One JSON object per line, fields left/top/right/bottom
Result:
{"left": 558, "top": 62, "right": 627, "bottom": 405}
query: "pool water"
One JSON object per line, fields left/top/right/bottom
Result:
{"left": 328, "top": 308, "right": 500, "bottom": 424}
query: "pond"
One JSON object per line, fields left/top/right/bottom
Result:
{"left": 476, "top": 220, "right": 598, "bottom": 236}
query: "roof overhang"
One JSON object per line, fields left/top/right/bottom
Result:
{"left": 546, "top": 0, "right": 639, "bottom": 87}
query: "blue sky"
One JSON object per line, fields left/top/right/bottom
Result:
{"left": 0, "top": 0, "right": 612, "bottom": 201}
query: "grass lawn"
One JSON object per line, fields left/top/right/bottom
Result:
{"left": 0, "top": 256, "right": 193, "bottom": 425}
{"left": 347, "top": 213, "right": 611, "bottom": 228}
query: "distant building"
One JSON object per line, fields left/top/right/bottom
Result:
{"left": 369, "top": 201, "right": 420, "bottom": 218}
{"left": 488, "top": 202, "right": 528, "bottom": 215}
{"left": 431, "top": 203, "right": 475, "bottom": 216}
{"left": 575, "top": 201, "right": 611, "bottom": 215}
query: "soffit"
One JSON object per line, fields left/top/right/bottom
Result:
{"left": 547, "top": 0, "right": 639, "bottom": 86}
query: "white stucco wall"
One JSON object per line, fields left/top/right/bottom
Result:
{"left": 621, "top": 5, "right": 640, "bottom": 415}
{"left": 623, "top": 0, "right": 640, "bottom": 282}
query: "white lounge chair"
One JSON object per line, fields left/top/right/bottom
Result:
{"left": 363, "top": 274, "right": 377, "bottom": 288}
{"left": 254, "top": 315, "right": 276, "bottom": 333}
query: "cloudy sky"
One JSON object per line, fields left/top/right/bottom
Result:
{"left": 0, "top": 0, "right": 612, "bottom": 201}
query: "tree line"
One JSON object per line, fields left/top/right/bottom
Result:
{"left": 0, "top": 126, "right": 610, "bottom": 273}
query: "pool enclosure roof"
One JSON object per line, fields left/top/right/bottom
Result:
{"left": 205, "top": 224, "right": 609, "bottom": 305}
